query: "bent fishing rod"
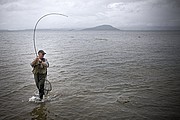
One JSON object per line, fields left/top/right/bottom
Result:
{"left": 33, "top": 13, "right": 68, "bottom": 56}
{"left": 32, "top": 13, "right": 68, "bottom": 94}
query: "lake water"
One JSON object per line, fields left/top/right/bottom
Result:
{"left": 0, "top": 30, "right": 180, "bottom": 120}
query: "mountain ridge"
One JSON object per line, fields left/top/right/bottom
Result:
{"left": 82, "top": 25, "right": 120, "bottom": 31}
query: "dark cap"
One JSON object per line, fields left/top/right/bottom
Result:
{"left": 38, "top": 50, "right": 46, "bottom": 55}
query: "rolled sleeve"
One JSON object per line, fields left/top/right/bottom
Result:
{"left": 30, "top": 61, "right": 36, "bottom": 67}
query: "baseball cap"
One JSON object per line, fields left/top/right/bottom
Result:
{"left": 38, "top": 50, "right": 46, "bottom": 55}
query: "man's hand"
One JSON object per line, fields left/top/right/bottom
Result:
{"left": 39, "top": 59, "right": 42, "bottom": 63}
{"left": 36, "top": 56, "right": 42, "bottom": 64}
{"left": 36, "top": 57, "right": 39, "bottom": 61}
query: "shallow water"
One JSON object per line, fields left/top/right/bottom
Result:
{"left": 0, "top": 31, "right": 180, "bottom": 119}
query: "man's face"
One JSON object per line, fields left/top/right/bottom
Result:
{"left": 38, "top": 53, "right": 44, "bottom": 59}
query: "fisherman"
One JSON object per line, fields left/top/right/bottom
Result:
{"left": 31, "top": 50, "right": 49, "bottom": 100}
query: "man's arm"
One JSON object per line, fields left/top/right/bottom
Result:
{"left": 31, "top": 57, "right": 39, "bottom": 67}
{"left": 41, "top": 59, "right": 49, "bottom": 68}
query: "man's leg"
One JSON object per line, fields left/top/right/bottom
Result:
{"left": 38, "top": 74, "right": 46, "bottom": 99}
{"left": 34, "top": 73, "right": 39, "bottom": 89}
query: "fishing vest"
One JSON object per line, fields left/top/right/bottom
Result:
{"left": 32, "top": 58, "right": 47, "bottom": 74}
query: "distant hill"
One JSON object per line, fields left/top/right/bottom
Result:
{"left": 82, "top": 25, "right": 120, "bottom": 31}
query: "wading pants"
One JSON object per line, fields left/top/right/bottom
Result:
{"left": 34, "top": 73, "right": 46, "bottom": 99}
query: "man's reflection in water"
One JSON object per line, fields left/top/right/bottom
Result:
{"left": 30, "top": 103, "right": 49, "bottom": 120}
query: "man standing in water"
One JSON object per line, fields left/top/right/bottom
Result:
{"left": 31, "top": 50, "right": 49, "bottom": 100}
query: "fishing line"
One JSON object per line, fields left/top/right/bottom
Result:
{"left": 32, "top": 13, "right": 68, "bottom": 95}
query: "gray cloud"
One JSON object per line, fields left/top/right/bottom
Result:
{"left": 0, "top": 0, "right": 180, "bottom": 30}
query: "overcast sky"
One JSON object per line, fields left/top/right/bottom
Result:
{"left": 0, "top": 0, "right": 180, "bottom": 30}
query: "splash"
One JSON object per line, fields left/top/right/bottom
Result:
{"left": 28, "top": 91, "right": 51, "bottom": 103}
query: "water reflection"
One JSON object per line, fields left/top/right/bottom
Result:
{"left": 30, "top": 103, "right": 49, "bottom": 120}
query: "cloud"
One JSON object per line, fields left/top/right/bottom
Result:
{"left": 104, "top": 0, "right": 180, "bottom": 27}
{"left": 0, "top": 0, "right": 180, "bottom": 30}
